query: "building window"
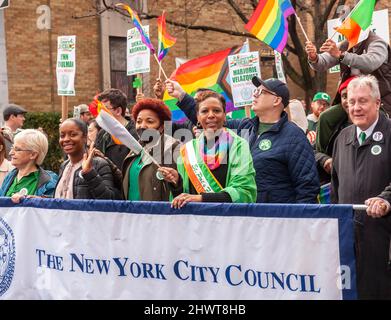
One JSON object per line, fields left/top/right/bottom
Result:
{"left": 109, "top": 36, "right": 136, "bottom": 103}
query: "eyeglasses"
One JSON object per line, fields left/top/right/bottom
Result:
{"left": 253, "top": 87, "right": 278, "bottom": 98}
{"left": 10, "top": 146, "right": 32, "bottom": 152}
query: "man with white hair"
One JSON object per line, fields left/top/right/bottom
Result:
{"left": 331, "top": 75, "right": 391, "bottom": 299}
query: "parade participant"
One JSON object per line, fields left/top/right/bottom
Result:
{"left": 87, "top": 119, "right": 101, "bottom": 148}
{"left": 55, "top": 118, "right": 122, "bottom": 200}
{"left": 0, "top": 129, "right": 57, "bottom": 199}
{"left": 122, "top": 98, "right": 181, "bottom": 201}
{"left": 285, "top": 99, "right": 308, "bottom": 134}
{"left": 307, "top": 92, "right": 331, "bottom": 132}
{"left": 315, "top": 77, "right": 354, "bottom": 184}
{"left": 1, "top": 104, "right": 27, "bottom": 159}
{"left": 166, "top": 78, "right": 319, "bottom": 203}
{"left": 0, "top": 133, "right": 14, "bottom": 187}
{"left": 75, "top": 104, "right": 93, "bottom": 124}
{"left": 331, "top": 75, "right": 391, "bottom": 299}
{"left": 163, "top": 90, "right": 256, "bottom": 208}
{"left": 95, "top": 89, "right": 138, "bottom": 169}
{"left": 305, "top": 31, "right": 391, "bottom": 116}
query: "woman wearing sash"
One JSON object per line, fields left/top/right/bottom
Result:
{"left": 159, "top": 91, "right": 257, "bottom": 208}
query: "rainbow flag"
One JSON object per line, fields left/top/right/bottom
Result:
{"left": 335, "top": 0, "right": 375, "bottom": 49}
{"left": 164, "top": 45, "right": 251, "bottom": 123}
{"left": 318, "top": 183, "right": 331, "bottom": 204}
{"left": 245, "top": 0, "right": 295, "bottom": 53}
{"left": 157, "top": 11, "right": 176, "bottom": 61}
{"left": 116, "top": 3, "right": 155, "bottom": 53}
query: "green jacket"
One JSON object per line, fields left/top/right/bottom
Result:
{"left": 177, "top": 129, "right": 257, "bottom": 203}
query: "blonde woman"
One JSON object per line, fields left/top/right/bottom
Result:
{"left": 0, "top": 129, "right": 58, "bottom": 199}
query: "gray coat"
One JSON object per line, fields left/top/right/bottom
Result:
{"left": 331, "top": 113, "right": 391, "bottom": 299}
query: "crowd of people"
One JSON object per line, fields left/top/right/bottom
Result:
{"left": 0, "top": 33, "right": 391, "bottom": 299}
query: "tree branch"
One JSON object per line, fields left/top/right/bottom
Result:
{"left": 319, "top": 0, "right": 338, "bottom": 28}
{"left": 295, "top": 0, "right": 315, "bottom": 19}
{"left": 281, "top": 53, "right": 305, "bottom": 89}
{"left": 226, "top": 0, "right": 249, "bottom": 24}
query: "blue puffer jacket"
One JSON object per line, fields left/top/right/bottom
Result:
{"left": 0, "top": 167, "right": 58, "bottom": 197}
{"left": 177, "top": 94, "right": 320, "bottom": 203}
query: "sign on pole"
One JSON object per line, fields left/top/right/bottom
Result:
{"left": 228, "top": 51, "right": 261, "bottom": 108}
{"left": 0, "top": 0, "right": 9, "bottom": 10}
{"left": 274, "top": 50, "right": 286, "bottom": 83}
{"left": 127, "top": 26, "right": 151, "bottom": 76}
{"left": 56, "top": 36, "right": 76, "bottom": 96}
{"left": 327, "top": 9, "right": 390, "bottom": 73}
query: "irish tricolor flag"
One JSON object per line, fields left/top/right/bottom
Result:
{"left": 335, "top": 0, "right": 376, "bottom": 49}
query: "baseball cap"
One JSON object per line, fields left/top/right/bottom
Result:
{"left": 252, "top": 77, "right": 290, "bottom": 107}
{"left": 338, "top": 76, "right": 356, "bottom": 94}
{"left": 313, "top": 92, "right": 331, "bottom": 104}
{"left": 75, "top": 104, "right": 90, "bottom": 114}
{"left": 3, "top": 104, "right": 27, "bottom": 118}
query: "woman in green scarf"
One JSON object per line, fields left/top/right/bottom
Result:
{"left": 159, "top": 90, "right": 257, "bottom": 208}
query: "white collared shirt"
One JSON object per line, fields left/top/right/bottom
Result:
{"left": 356, "top": 117, "right": 379, "bottom": 145}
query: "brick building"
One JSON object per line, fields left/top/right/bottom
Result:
{"left": 0, "top": 0, "right": 390, "bottom": 122}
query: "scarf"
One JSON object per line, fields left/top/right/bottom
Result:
{"left": 199, "top": 129, "right": 233, "bottom": 170}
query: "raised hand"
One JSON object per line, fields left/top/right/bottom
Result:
{"left": 305, "top": 40, "right": 318, "bottom": 62}
{"left": 165, "top": 79, "right": 185, "bottom": 100}
{"left": 82, "top": 141, "right": 95, "bottom": 174}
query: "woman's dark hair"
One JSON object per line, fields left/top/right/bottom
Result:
{"left": 194, "top": 91, "right": 226, "bottom": 113}
{"left": 132, "top": 98, "right": 171, "bottom": 125}
{"left": 88, "top": 119, "right": 101, "bottom": 132}
{"left": 0, "top": 133, "right": 6, "bottom": 164}
{"left": 63, "top": 118, "right": 88, "bottom": 137}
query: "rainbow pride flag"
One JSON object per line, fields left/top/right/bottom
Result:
{"left": 245, "top": 0, "right": 295, "bottom": 53}
{"left": 318, "top": 183, "right": 331, "bottom": 204}
{"left": 164, "top": 45, "right": 251, "bottom": 123}
{"left": 157, "top": 11, "right": 176, "bottom": 61}
{"left": 335, "top": 0, "right": 375, "bottom": 49}
{"left": 116, "top": 3, "right": 155, "bottom": 53}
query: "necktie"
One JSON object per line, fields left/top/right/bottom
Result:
{"left": 359, "top": 131, "right": 366, "bottom": 145}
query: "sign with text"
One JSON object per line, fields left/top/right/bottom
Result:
{"left": 228, "top": 52, "right": 261, "bottom": 108}
{"left": 127, "top": 26, "right": 151, "bottom": 76}
{"left": 0, "top": 199, "right": 356, "bottom": 299}
{"left": 274, "top": 51, "right": 286, "bottom": 83}
{"left": 327, "top": 9, "right": 390, "bottom": 73}
{"left": 56, "top": 36, "right": 76, "bottom": 96}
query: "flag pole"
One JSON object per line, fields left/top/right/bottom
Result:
{"left": 294, "top": 13, "right": 310, "bottom": 42}
{"left": 153, "top": 53, "right": 169, "bottom": 80}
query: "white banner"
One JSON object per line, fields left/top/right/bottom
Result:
{"left": 0, "top": 199, "right": 356, "bottom": 300}
{"left": 228, "top": 52, "right": 261, "bottom": 108}
{"left": 127, "top": 26, "right": 151, "bottom": 76}
{"left": 327, "top": 9, "right": 390, "bottom": 73}
{"left": 56, "top": 36, "right": 76, "bottom": 96}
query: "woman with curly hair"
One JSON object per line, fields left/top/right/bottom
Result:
{"left": 122, "top": 98, "right": 181, "bottom": 201}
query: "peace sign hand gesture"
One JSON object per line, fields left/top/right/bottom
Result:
{"left": 82, "top": 141, "right": 95, "bottom": 174}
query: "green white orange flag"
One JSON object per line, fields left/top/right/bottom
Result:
{"left": 335, "top": 0, "right": 376, "bottom": 49}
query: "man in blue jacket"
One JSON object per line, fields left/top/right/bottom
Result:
{"left": 166, "top": 77, "right": 319, "bottom": 203}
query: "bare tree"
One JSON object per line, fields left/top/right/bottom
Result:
{"left": 76, "top": 0, "right": 351, "bottom": 102}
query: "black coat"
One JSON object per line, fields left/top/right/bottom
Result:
{"left": 56, "top": 157, "right": 122, "bottom": 200}
{"left": 331, "top": 113, "right": 391, "bottom": 299}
